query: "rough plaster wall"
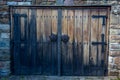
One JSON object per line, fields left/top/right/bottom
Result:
{"left": 0, "top": 0, "right": 120, "bottom": 76}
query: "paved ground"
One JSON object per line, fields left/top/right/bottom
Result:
{"left": 0, "top": 76, "right": 118, "bottom": 80}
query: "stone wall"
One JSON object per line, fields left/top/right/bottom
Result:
{"left": 0, "top": 0, "right": 120, "bottom": 76}
{"left": 108, "top": 5, "right": 120, "bottom": 76}
{"left": 0, "top": 24, "right": 10, "bottom": 76}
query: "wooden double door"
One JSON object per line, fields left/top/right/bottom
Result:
{"left": 11, "top": 6, "right": 110, "bottom": 76}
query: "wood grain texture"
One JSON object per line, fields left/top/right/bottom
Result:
{"left": 61, "top": 9, "right": 68, "bottom": 75}
{"left": 51, "top": 9, "right": 58, "bottom": 75}
{"left": 67, "top": 10, "right": 74, "bottom": 75}
{"left": 19, "top": 9, "right": 29, "bottom": 71}
{"left": 42, "top": 9, "right": 52, "bottom": 75}
{"left": 83, "top": 9, "right": 90, "bottom": 66}
{"left": 13, "top": 8, "right": 21, "bottom": 74}
{"left": 74, "top": 9, "right": 83, "bottom": 75}
{"left": 36, "top": 9, "right": 43, "bottom": 74}
{"left": 98, "top": 9, "right": 107, "bottom": 75}
{"left": 90, "top": 9, "right": 99, "bottom": 66}
{"left": 11, "top": 7, "right": 110, "bottom": 76}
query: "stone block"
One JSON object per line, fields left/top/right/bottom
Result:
{"left": 0, "top": 38, "right": 10, "bottom": 49}
{"left": 39, "top": 2, "right": 54, "bottom": 5}
{"left": 0, "top": 18, "right": 9, "bottom": 24}
{"left": 110, "top": 29, "right": 120, "bottom": 35}
{"left": 110, "top": 51, "right": 120, "bottom": 57}
{"left": 7, "top": 1, "right": 17, "bottom": 5}
{"left": 110, "top": 43, "right": 120, "bottom": 50}
{"left": 0, "top": 61, "right": 10, "bottom": 69}
{"left": 110, "top": 35, "right": 120, "bottom": 43}
{"left": 0, "top": 12, "right": 9, "bottom": 18}
{"left": 18, "top": 2, "right": 31, "bottom": 5}
{"left": 0, "top": 1, "right": 6, "bottom": 5}
{"left": 0, "top": 61, "right": 10, "bottom": 76}
{"left": 109, "top": 71, "right": 119, "bottom": 76}
{"left": 109, "top": 56, "right": 120, "bottom": 70}
{"left": 0, "top": 24, "right": 9, "bottom": 31}
{"left": 108, "top": 1, "right": 117, "bottom": 5}
{"left": 110, "top": 13, "right": 119, "bottom": 25}
{"left": 110, "top": 24, "right": 120, "bottom": 29}
{"left": 110, "top": 35, "right": 120, "bottom": 40}
{"left": 114, "top": 57, "right": 120, "bottom": 69}
{"left": 0, "top": 49, "right": 10, "bottom": 61}
{"left": 27, "top": 0, "right": 32, "bottom": 1}
{"left": 0, "top": 33, "right": 10, "bottom": 38}
{"left": 0, "top": 6, "right": 8, "bottom": 12}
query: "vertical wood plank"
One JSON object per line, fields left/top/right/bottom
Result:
{"left": 29, "top": 9, "right": 37, "bottom": 73}
{"left": 74, "top": 9, "right": 83, "bottom": 75}
{"left": 42, "top": 9, "right": 52, "bottom": 75}
{"left": 61, "top": 9, "right": 68, "bottom": 75}
{"left": 67, "top": 9, "right": 74, "bottom": 75}
{"left": 41, "top": 9, "right": 46, "bottom": 74}
{"left": 57, "top": 9, "right": 62, "bottom": 76}
{"left": 73, "top": 10, "right": 78, "bottom": 75}
{"left": 46, "top": 9, "right": 52, "bottom": 74}
{"left": 98, "top": 9, "right": 107, "bottom": 75}
{"left": 19, "top": 8, "right": 29, "bottom": 74}
{"left": 13, "top": 8, "right": 21, "bottom": 74}
{"left": 46, "top": 9, "right": 54, "bottom": 74}
{"left": 42, "top": 9, "right": 47, "bottom": 74}
{"left": 82, "top": 9, "right": 90, "bottom": 75}
{"left": 90, "top": 9, "right": 99, "bottom": 75}
{"left": 51, "top": 9, "right": 58, "bottom": 75}
{"left": 36, "top": 9, "right": 43, "bottom": 74}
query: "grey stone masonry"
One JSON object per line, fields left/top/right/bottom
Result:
{"left": 109, "top": 4, "right": 120, "bottom": 76}
{"left": 0, "top": 24, "right": 10, "bottom": 76}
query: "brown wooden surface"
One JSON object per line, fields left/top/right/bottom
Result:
{"left": 11, "top": 7, "right": 110, "bottom": 76}
{"left": 90, "top": 9, "right": 99, "bottom": 75}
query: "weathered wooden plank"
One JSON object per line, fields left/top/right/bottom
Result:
{"left": 13, "top": 8, "right": 22, "bottom": 74}
{"left": 46, "top": 9, "right": 54, "bottom": 74}
{"left": 46, "top": 9, "right": 52, "bottom": 74}
{"left": 36, "top": 9, "right": 43, "bottom": 74}
{"left": 73, "top": 9, "right": 83, "bottom": 75}
{"left": 52, "top": 10, "right": 58, "bottom": 34}
{"left": 67, "top": 9, "right": 74, "bottom": 75}
{"left": 57, "top": 9, "right": 62, "bottom": 76}
{"left": 77, "top": 10, "right": 83, "bottom": 75}
{"left": 42, "top": 9, "right": 52, "bottom": 75}
{"left": 51, "top": 9, "right": 58, "bottom": 75}
{"left": 61, "top": 9, "right": 68, "bottom": 75}
{"left": 19, "top": 8, "right": 29, "bottom": 71}
{"left": 29, "top": 9, "right": 37, "bottom": 73}
{"left": 97, "top": 9, "right": 107, "bottom": 75}
{"left": 73, "top": 10, "right": 78, "bottom": 75}
{"left": 97, "top": 10, "right": 102, "bottom": 67}
{"left": 83, "top": 9, "right": 89, "bottom": 65}
{"left": 62, "top": 10, "right": 68, "bottom": 35}
{"left": 82, "top": 9, "right": 90, "bottom": 75}
{"left": 41, "top": 9, "right": 47, "bottom": 74}
{"left": 90, "top": 9, "right": 99, "bottom": 75}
